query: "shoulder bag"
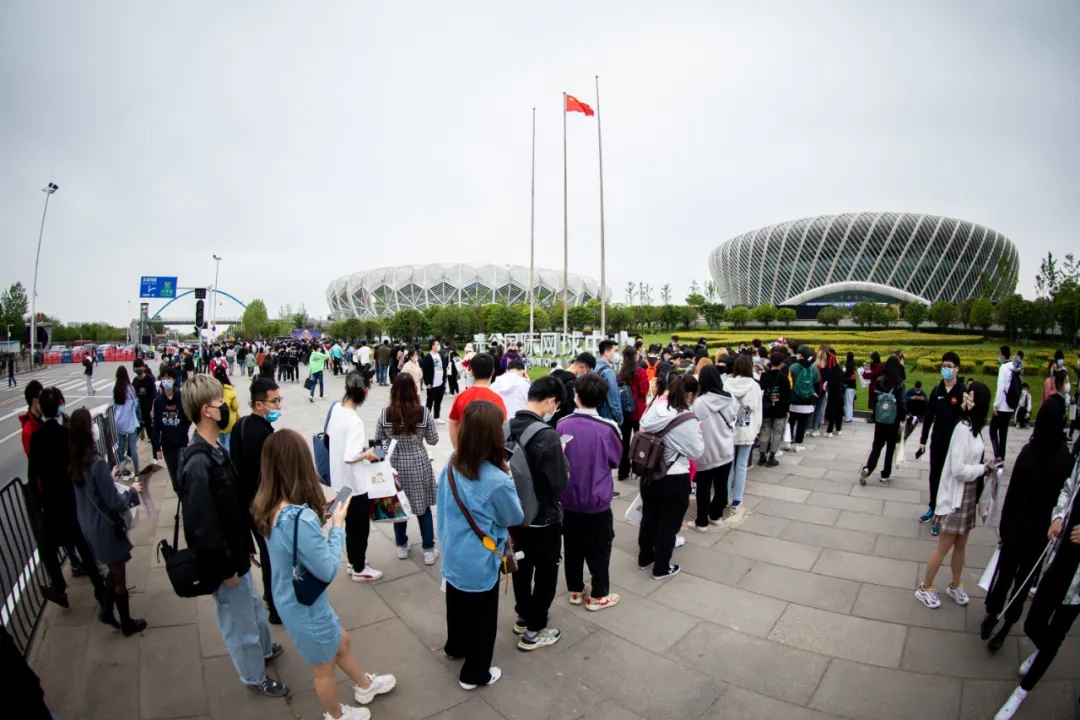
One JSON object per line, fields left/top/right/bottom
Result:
{"left": 157, "top": 445, "right": 221, "bottom": 597}
{"left": 290, "top": 508, "right": 331, "bottom": 606}
{"left": 446, "top": 462, "right": 517, "bottom": 593}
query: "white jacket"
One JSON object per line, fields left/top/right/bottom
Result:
{"left": 934, "top": 421, "right": 987, "bottom": 518}
{"left": 692, "top": 391, "right": 738, "bottom": 470}
{"left": 723, "top": 376, "right": 764, "bottom": 446}
{"left": 993, "top": 359, "right": 1021, "bottom": 412}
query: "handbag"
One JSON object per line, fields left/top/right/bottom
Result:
{"left": 290, "top": 508, "right": 331, "bottom": 606}
{"left": 303, "top": 375, "right": 314, "bottom": 391}
{"left": 369, "top": 492, "right": 408, "bottom": 523}
{"left": 446, "top": 463, "right": 517, "bottom": 593}
{"left": 157, "top": 466, "right": 220, "bottom": 598}
{"left": 312, "top": 402, "right": 338, "bottom": 486}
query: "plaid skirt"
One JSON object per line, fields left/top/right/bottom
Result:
{"left": 935, "top": 481, "right": 978, "bottom": 535}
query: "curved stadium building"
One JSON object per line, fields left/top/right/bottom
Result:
{"left": 709, "top": 212, "right": 1018, "bottom": 308}
{"left": 327, "top": 264, "right": 608, "bottom": 320}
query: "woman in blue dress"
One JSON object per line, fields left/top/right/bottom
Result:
{"left": 253, "top": 429, "right": 396, "bottom": 720}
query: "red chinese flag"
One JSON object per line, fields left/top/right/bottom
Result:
{"left": 566, "top": 94, "right": 595, "bottom": 116}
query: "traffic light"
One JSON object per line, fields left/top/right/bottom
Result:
{"left": 194, "top": 287, "right": 207, "bottom": 300}
{"left": 195, "top": 299, "right": 205, "bottom": 328}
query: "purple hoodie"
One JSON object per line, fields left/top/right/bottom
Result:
{"left": 556, "top": 410, "right": 622, "bottom": 514}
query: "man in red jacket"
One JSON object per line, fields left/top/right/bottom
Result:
{"left": 18, "top": 380, "right": 44, "bottom": 457}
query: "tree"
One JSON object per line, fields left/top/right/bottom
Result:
{"left": 1014, "top": 299, "right": 1039, "bottom": 342}
{"left": 752, "top": 303, "right": 778, "bottom": 328}
{"left": 624, "top": 282, "right": 636, "bottom": 304}
{"left": 606, "top": 304, "right": 630, "bottom": 333}
{"left": 686, "top": 292, "right": 706, "bottom": 307}
{"left": 637, "top": 282, "right": 653, "bottom": 306}
{"left": 340, "top": 318, "right": 364, "bottom": 340}
{"left": 431, "top": 306, "right": 472, "bottom": 342}
{"left": 959, "top": 298, "right": 976, "bottom": 331}
{"left": 530, "top": 306, "right": 550, "bottom": 333}
{"left": 678, "top": 305, "right": 698, "bottom": 328}
{"left": 1033, "top": 297, "right": 1055, "bottom": 339}
{"left": 1054, "top": 280, "right": 1080, "bottom": 347}
{"left": 872, "top": 304, "right": 898, "bottom": 328}
{"left": 929, "top": 301, "right": 958, "bottom": 331}
{"left": 1035, "top": 251, "right": 1079, "bottom": 298}
{"left": 293, "top": 304, "right": 308, "bottom": 330}
{"left": 0, "top": 281, "right": 29, "bottom": 339}
{"left": 777, "top": 307, "right": 797, "bottom": 325}
{"left": 660, "top": 284, "right": 672, "bottom": 305}
{"left": 704, "top": 280, "right": 718, "bottom": 303}
{"left": 659, "top": 304, "right": 681, "bottom": 331}
{"left": 850, "top": 301, "right": 877, "bottom": 330}
{"left": 969, "top": 298, "right": 996, "bottom": 335}
{"left": 817, "top": 306, "right": 842, "bottom": 327}
{"left": 388, "top": 308, "right": 426, "bottom": 340}
{"left": 688, "top": 279, "right": 700, "bottom": 296}
{"left": 566, "top": 305, "right": 590, "bottom": 331}
{"left": 902, "top": 302, "right": 928, "bottom": 331}
{"left": 727, "top": 306, "right": 752, "bottom": 329}
{"left": 702, "top": 302, "right": 726, "bottom": 328}
{"left": 241, "top": 299, "right": 269, "bottom": 337}
{"left": 994, "top": 293, "right": 1022, "bottom": 341}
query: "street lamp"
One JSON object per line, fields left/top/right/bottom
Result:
{"left": 30, "top": 182, "right": 59, "bottom": 358}
{"left": 211, "top": 254, "right": 222, "bottom": 338}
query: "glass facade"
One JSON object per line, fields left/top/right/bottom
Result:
{"left": 709, "top": 213, "right": 1018, "bottom": 307}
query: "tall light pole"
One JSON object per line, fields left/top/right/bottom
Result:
{"left": 31, "top": 182, "right": 59, "bottom": 356}
{"left": 211, "top": 255, "right": 222, "bottom": 339}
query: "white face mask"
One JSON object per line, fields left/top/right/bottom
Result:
{"left": 91, "top": 423, "right": 100, "bottom": 444}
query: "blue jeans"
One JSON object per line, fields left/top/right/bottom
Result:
{"left": 377, "top": 363, "right": 389, "bottom": 384}
{"left": 394, "top": 507, "right": 435, "bottom": 550}
{"left": 212, "top": 571, "right": 272, "bottom": 685}
{"left": 309, "top": 370, "right": 324, "bottom": 397}
{"left": 812, "top": 395, "right": 827, "bottom": 430}
{"left": 728, "top": 445, "right": 752, "bottom": 504}
{"left": 844, "top": 388, "right": 856, "bottom": 422}
{"left": 117, "top": 430, "right": 140, "bottom": 474}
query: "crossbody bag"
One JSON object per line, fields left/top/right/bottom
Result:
{"left": 446, "top": 462, "right": 517, "bottom": 593}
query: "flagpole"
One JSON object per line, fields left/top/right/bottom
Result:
{"left": 529, "top": 107, "right": 536, "bottom": 338}
{"left": 595, "top": 74, "right": 607, "bottom": 337}
{"left": 562, "top": 92, "right": 569, "bottom": 337}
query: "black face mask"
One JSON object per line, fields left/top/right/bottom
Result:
{"left": 214, "top": 404, "right": 230, "bottom": 430}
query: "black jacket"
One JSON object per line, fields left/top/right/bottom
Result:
{"left": 28, "top": 420, "right": 80, "bottom": 544}
{"left": 509, "top": 410, "right": 570, "bottom": 526}
{"left": 133, "top": 374, "right": 156, "bottom": 411}
{"left": 229, "top": 414, "right": 275, "bottom": 510}
{"left": 999, "top": 432, "right": 1072, "bottom": 546}
{"left": 420, "top": 351, "right": 448, "bottom": 388}
{"left": 824, "top": 365, "right": 846, "bottom": 410}
{"left": 872, "top": 378, "right": 907, "bottom": 425}
{"left": 549, "top": 369, "right": 579, "bottom": 427}
{"left": 920, "top": 379, "right": 965, "bottom": 447}
{"left": 179, "top": 435, "right": 253, "bottom": 581}
{"left": 757, "top": 367, "right": 791, "bottom": 419}
{"left": 152, "top": 390, "right": 191, "bottom": 455}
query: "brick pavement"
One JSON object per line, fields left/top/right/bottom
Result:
{"left": 28, "top": 369, "right": 1080, "bottom": 719}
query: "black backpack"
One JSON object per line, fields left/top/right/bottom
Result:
{"left": 1004, "top": 365, "right": 1022, "bottom": 410}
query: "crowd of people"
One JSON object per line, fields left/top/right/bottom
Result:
{"left": 9, "top": 331, "right": 1080, "bottom": 720}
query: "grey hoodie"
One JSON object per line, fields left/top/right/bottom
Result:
{"left": 692, "top": 391, "right": 738, "bottom": 470}
{"left": 640, "top": 397, "right": 705, "bottom": 476}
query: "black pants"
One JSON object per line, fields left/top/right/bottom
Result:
{"left": 989, "top": 412, "right": 1010, "bottom": 460}
{"left": 617, "top": 418, "right": 640, "bottom": 479}
{"left": 447, "top": 374, "right": 459, "bottom": 395}
{"left": 1021, "top": 546, "right": 1080, "bottom": 690}
{"left": 252, "top": 529, "right": 278, "bottom": 618}
{"left": 789, "top": 412, "right": 810, "bottom": 444}
{"left": 162, "top": 445, "right": 185, "bottom": 494}
{"left": 426, "top": 385, "right": 445, "bottom": 419}
{"left": 865, "top": 422, "right": 899, "bottom": 479}
{"left": 562, "top": 509, "right": 613, "bottom": 598}
{"left": 694, "top": 464, "right": 730, "bottom": 527}
{"left": 826, "top": 402, "right": 844, "bottom": 433}
{"left": 40, "top": 526, "right": 103, "bottom": 595}
{"left": 927, "top": 439, "right": 948, "bottom": 512}
{"left": 638, "top": 474, "right": 690, "bottom": 576}
{"left": 511, "top": 524, "right": 561, "bottom": 632}
{"left": 444, "top": 580, "right": 499, "bottom": 686}
{"left": 344, "top": 494, "right": 371, "bottom": 570}
{"left": 985, "top": 538, "right": 1045, "bottom": 625}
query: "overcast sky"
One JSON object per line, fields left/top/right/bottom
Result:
{"left": 1, "top": 1, "right": 1076, "bottom": 327}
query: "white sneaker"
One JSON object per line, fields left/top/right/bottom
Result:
{"left": 674, "top": 535, "right": 686, "bottom": 548}
{"left": 326, "top": 705, "right": 371, "bottom": 720}
{"left": 459, "top": 666, "right": 501, "bottom": 690}
{"left": 686, "top": 521, "right": 709, "bottom": 533}
{"left": 1019, "top": 650, "right": 1037, "bottom": 676}
{"left": 782, "top": 444, "right": 792, "bottom": 452}
{"left": 774, "top": 450, "right": 784, "bottom": 457}
{"left": 354, "top": 673, "right": 396, "bottom": 704}
{"left": 915, "top": 585, "right": 942, "bottom": 609}
{"left": 794, "top": 445, "right": 806, "bottom": 453}
{"left": 350, "top": 566, "right": 384, "bottom": 582}
{"left": 946, "top": 583, "right": 969, "bottom": 606}
{"left": 826, "top": 432, "right": 833, "bottom": 438}
{"left": 993, "top": 686, "right": 1027, "bottom": 720}
{"left": 434, "top": 418, "right": 446, "bottom": 425}
{"left": 836, "top": 430, "right": 843, "bottom": 437}
{"left": 810, "top": 430, "right": 820, "bottom": 437}
{"left": 396, "top": 545, "right": 409, "bottom": 559}
{"left": 424, "top": 548, "right": 440, "bottom": 566}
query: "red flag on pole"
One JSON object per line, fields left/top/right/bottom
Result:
{"left": 566, "top": 94, "right": 594, "bottom": 116}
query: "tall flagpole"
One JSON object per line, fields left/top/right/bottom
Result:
{"left": 528, "top": 107, "right": 536, "bottom": 338}
{"left": 595, "top": 75, "right": 607, "bottom": 337}
{"left": 562, "top": 92, "right": 569, "bottom": 337}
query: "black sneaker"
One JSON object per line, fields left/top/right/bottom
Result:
{"left": 41, "top": 584, "right": 70, "bottom": 609}
{"left": 264, "top": 642, "right": 284, "bottom": 662}
{"left": 757, "top": 453, "right": 768, "bottom": 467}
{"left": 70, "top": 563, "right": 89, "bottom": 578}
{"left": 267, "top": 609, "right": 282, "bottom": 625}
{"left": 652, "top": 564, "right": 681, "bottom": 580}
{"left": 766, "top": 456, "right": 780, "bottom": 468}
{"left": 247, "top": 677, "right": 288, "bottom": 697}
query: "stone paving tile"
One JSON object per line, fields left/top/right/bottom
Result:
{"left": 326, "top": 570, "right": 399, "bottom": 631}
{"left": 743, "top": 466, "right": 788, "bottom": 485}
{"left": 196, "top": 595, "right": 229, "bottom": 658}
{"left": 140, "top": 624, "right": 207, "bottom": 718}
{"left": 805, "top": 490, "right": 884, "bottom": 514}
{"left": 768, "top": 605, "right": 908, "bottom": 668}
{"left": 480, "top": 639, "right": 609, "bottom": 720}
{"left": 200, "top": 654, "right": 293, "bottom": 720}
{"left": 779, "top": 519, "right": 877, "bottom": 554}
{"left": 143, "top": 566, "right": 197, "bottom": 628}
{"left": 652, "top": 573, "right": 788, "bottom": 638}
{"left": 810, "top": 659, "right": 962, "bottom": 720}
{"left": 33, "top": 623, "right": 90, "bottom": 719}
{"left": 574, "top": 702, "right": 648, "bottom": 720}
{"left": 779, "top": 474, "right": 855, "bottom": 494}
{"left": 882, "top": 499, "right": 930, "bottom": 518}
{"left": 751, "top": 497, "right": 841, "bottom": 527}
{"left": 836, "top": 509, "right": 920, "bottom": 538}
{"left": 851, "top": 583, "right": 967, "bottom": 631}
{"left": 660, "top": 539, "right": 753, "bottom": 586}
{"left": 702, "top": 686, "right": 849, "bottom": 720}
{"left": 423, "top": 697, "right": 507, "bottom": 720}
{"left": 556, "top": 631, "right": 725, "bottom": 720}
{"left": 1018, "top": 634, "right": 1080, "bottom": 681}
{"left": 667, "top": 621, "right": 831, "bottom": 706}
{"left": 872, "top": 534, "right": 938, "bottom": 563}
{"left": 714, "top": 529, "right": 823, "bottom": 571}
{"left": 371, "top": 571, "right": 450, "bottom": 650}
{"left": 780, "top": 462, "right": 830, "bottom": 479}
{"left": 82, "top": 664, "right": 141, "bottom": 720}
{"left": 85, "top": 611, "right": 141, "bottom": 666}
{"left": 742, "top": 479, "right": 811, "bottom": 503}
{"left": 733, "top": 511, "right": 791, "bottom": 537}
{"left": 960, "top": 679, "right": 1077, "bottom": 719}
{"left": 738, "top": 561, "right": 861, "bottom": 614}
{"left": 916, "top": 563, "right": 988, "bottom": 599}
{"left": 574, "top": 583, "right": 698, "bottom": 654}
{"left": 902, "top": 626, "right": 1020, "bottom": 680}
{"left": 814, "top": 548, "right": 919, "bottom": 589}
{"left": 849, "top": 484, "right": 923, "bottom": 503}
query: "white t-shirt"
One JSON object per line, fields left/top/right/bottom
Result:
{"left": 358, "top": 345, "right": 372, "bottom": 366}
{"left": 326, "top": 403, "right": 370, "bottom": 494}
{"left": 430, "top": 352, "right": 444, "bottom": 387}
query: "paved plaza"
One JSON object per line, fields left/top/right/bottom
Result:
{"left": 27, "top": 368, "right": 1080, "bottom": 720}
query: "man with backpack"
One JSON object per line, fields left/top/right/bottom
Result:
{"left": 548, "top": 352, "right": 594, "bottom": 427}
{"left": 506, "top": 377, "right": 570, "bottom": 652}
{"left": 787, "top": 346, "right": 819, "bottom": 451}
{"left": 757, "top": 350, "right": 791, "bottom": 467}
{"left": 991, "top": 345, "right": 1023, "bottom": 461}
{"left": 594, "top": 340, "right": 624, "bottom": 427}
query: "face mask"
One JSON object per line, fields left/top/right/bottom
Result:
{"left": 997, "top": 358, "right": 1003, "bottom": 365}
{"left": 57, "top": 404, "right": 65, "bottom": 418}
{"left": 91, "top": 424, "right": 100, "bottom": 443}
{"left": 266, "top": 409, "right": 281, "bottom": 423}
{"left": 1057, "top": 359, "right": 1064, "bottom": 368}
{"left": 161, "top": 379, "right": 174, "bottom": 391}
{"left": 941, "top": 367, "right": 956, "bottom": 381}
{"left": 542, "top": 409, "right": 555, "bottom": 422}
{"left": 212, "top": 404, "right": 230, "bottom": 430}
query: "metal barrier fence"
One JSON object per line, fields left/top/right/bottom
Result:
{"left": 0, "top": 407, "right": 119, "bottom": 657}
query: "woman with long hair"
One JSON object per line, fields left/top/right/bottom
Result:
{"left": 808, "top": 344, "right": 829, "bottom": 436}
{"left": 724, "top": 355, "right": 763, "bottom": 513}
{"left": 616, "top": 345, "right": 649, "bottom": 481}
{"left": 68, "top": 408, "right": 146, "bottom": 636}
{"left": 212, "top": 364, "right": 240, "bottom": 452}
{"left": 843, "top": 351, "right": 858, "bottom": 423}
{"left": 111, "top": 366, "right": 141, "bottom": 476}
{"left": 376, "top": 373, "right": 441, "bottom": 564}
{"left": 460, "top": 343, "right": 476, "bottom": 390}
{"left": 690, "top": 365, "right": 737, "bottom": 529}
{"left": 823, "top": 349, "right": 846, "bottom": 436}
{"left": 860, "top": 356, "right": 906, "bottom": 484}
{"left": 862, "top": 351, "right": 884, "bottom": 423}
{"left": 401, "top": 348, "right": 423, "bottom": 395}
{"left": 915, "top": 381, "right": 993, "bottom": 610}
{"left": 132, "top": 359, "right": 156, "bottom": 441}
{"left": 252, "top": 429, "right": 395, "bottom": 720}
{"left": 437, "top": 400, "right": 524, "bottom": 690}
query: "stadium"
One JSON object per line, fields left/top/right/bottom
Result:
{"left": 326, "top": 264, "right": 608, "bottom": 320}
{"left": 708, "top": 212, "right": 1019, "bottom": 311}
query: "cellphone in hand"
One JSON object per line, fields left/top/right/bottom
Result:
{"left": 914, "top": 448, "right": 925, "bottom": 460}
{"left": 371, "top": 446, "right": 387, "bottom": 461}
{"left": 560, "top": 434, "right": 574, "bottom": 447}
{"left": 327, "top": 486, "right": 353, "bottom": 515}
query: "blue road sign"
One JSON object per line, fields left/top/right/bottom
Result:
{"left": 140, "top": 276, "right": 178, "bottom": 299}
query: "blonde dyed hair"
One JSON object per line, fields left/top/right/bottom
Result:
{"left": 181, "top": 374, "right": 224, "bottom": 421}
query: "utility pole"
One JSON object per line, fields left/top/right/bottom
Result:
{"left": 31, "top": 182, "right": 59, "bottom": 357}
